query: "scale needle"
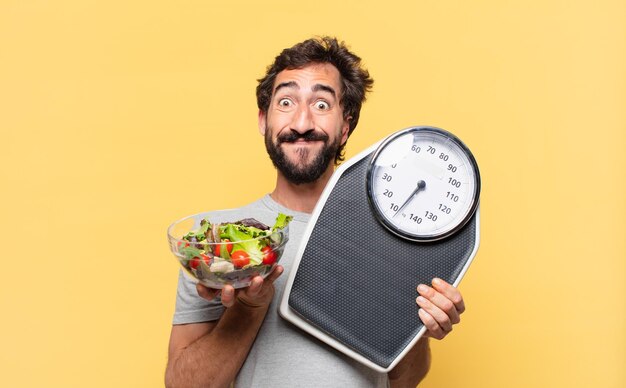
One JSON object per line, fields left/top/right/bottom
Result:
{"left": 394, "top": 180, "right": 426, "bottom": 217}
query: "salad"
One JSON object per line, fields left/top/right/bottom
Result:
{"left": 175, "top": 213, "right": 292, "bottom": 285}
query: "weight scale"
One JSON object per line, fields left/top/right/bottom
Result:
{"left": 279, "top": 126, "right": 481, "bottom": 373}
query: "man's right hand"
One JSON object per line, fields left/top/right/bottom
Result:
{"left": 195, "top": 264, "right": 284, "bottom": 308}
{"left": 165, "top": 265, "right": 284, "bottom": 388}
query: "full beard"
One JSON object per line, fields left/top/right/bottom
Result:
{"left": 265, "top": 127, "right": 340, "bottom": 185}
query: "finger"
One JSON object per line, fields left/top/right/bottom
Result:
{"left": 246, "top": 276, "right": 264, "bottom": 298}
{"left": 432, "top": 278, "right": 466, "bottom": 314}
{"left": 418, "top": 308, "right": 444, "bottom": 340}
{"left": 416, "top": 295, "right": 453, "bottom": 333}
{"left": 196, "top": 283, "right": 220, "bottom": 301}
{"left": 265, "top": 265, "right": 284, "bottom": 283}
{"left": 220, "top": 285, "right": 235, "bottom": 308}
{"left": 245, "top": 265, "right": 283, "bottom": 298}
{"left": 417, "top": 283, "right": 461, "bottom": 324}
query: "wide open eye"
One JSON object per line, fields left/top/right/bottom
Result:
{"left": 278, "top": 98, "right": 294, "bottom": 108}
{"left": 315, "top": 100, "right": 330, "bottom": 110}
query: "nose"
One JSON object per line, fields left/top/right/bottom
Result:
{"left": 290, "top": 104, "right": 314, "bottom": 134}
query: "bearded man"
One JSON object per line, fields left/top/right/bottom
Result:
{"left": 165, "top": 37, "right": 466, "bottom": 388}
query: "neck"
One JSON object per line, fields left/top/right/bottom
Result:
{"left": 270, "top": 167, "right": 335, "bottom": 213}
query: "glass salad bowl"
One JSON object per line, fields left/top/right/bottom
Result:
{"left": 167, "top": 210, "right": 291, "bottom": 289}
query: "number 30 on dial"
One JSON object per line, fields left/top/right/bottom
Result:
{"left": 366, "top": 126, "right": 481, "bottom": 242}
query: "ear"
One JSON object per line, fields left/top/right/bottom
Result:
{"left": 340, "top": 116, "right": 352, "bottom": 145}
{"left": 258, "top": 110, "right": 267, "bottom": 136}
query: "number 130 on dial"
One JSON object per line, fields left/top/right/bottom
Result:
{"left": 366, "top": 126, "right": 481, "bottom": 242}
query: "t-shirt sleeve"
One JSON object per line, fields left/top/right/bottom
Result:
{"left": 172, "top": 269, "right": 225, "bottom": 325}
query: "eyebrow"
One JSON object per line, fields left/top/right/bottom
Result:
{"left": 274, "top": 81, "right": 298, "bottom": 95}
{"left": 273, "top": 82, "right": 337, "bottom": 98}
{"left": 312, "top": 84, "right": 337, "bottom": 98}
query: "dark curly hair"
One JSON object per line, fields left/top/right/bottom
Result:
{"left": 256, "top": 36, "right": 374, "bottom": 164}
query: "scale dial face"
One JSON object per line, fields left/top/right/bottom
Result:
{"left": 366, "top": 126, "right": 481, "bottom": 242}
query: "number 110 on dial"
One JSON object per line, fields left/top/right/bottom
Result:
{"left": 366, "top": 126, "right": 481, "bottom": 242}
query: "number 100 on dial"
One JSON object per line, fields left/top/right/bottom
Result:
{"left": 366, "top": 126, "right": 481, "bottom": 242}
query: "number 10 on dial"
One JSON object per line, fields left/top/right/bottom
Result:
{"left": 366, "top": 126, "right": 481, "bottom": 242}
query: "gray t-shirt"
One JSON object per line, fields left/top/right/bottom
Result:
{"left": 173, "top": 195, "right": 389, "bottom": 388}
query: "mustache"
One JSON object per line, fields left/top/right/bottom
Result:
{"left": 277, "top": 130, "right": 329, "bottom": 143}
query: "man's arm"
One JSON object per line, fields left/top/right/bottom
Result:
{"left": 388, "top": 278, "right": 465, "bottom": 387}
{"left": 388, "top": 337, "right": 431, "bottom": 387}
{"left": 165, "top": 267, "right": 283, "bottom": 388}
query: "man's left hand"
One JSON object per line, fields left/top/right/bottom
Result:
{"left": 416, "top": 278, "right": 465, "bottom": 340}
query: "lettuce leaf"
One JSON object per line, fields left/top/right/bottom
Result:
{"left": 272, "top": 213, "right": 293, "bottom": 231}
{"left": 183, "top": 220, "right": 211, "bottom": 242}
{"left": 179, "top": 245, "right": 203, "bottom": 261}
{"left": 221, "top": 223, "right": 264, "bottom": 265}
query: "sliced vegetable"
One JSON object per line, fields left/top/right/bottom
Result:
{"left": 214, "top": 239, "right": 233, "bottom": 257}
{"left": 221, "top": 224, "right": 264, "bottom": 265}
{"left": 231, "top": 250, "right": 250, "bottom": 268}
{"left": 261, "top": 246, "right": 277, "bottom": 265}
{"left": 189, "top": 254, "right": 210, "bottom": 270}
{"left": 209, "top": 258, "right": 235, "bottom": 273}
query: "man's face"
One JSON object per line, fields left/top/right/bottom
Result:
{"left": 259, "top": 63, "right": 350, "bottom": 184}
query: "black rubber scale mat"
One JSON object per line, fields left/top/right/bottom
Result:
{"left": 281, "top": 154, "right": 478, "bottom": 371}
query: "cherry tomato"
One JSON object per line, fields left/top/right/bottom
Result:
{"left": 190, "top": 254, "right": 210, "bottom": 270}
{"left": 214, "top": 239, "right": 233, "bottom": 257}
{"left": 230, "top": 250, "right": 250, "bottom": 268}
{"left": 261, "top": 246, "right": 277, "bottom": 265}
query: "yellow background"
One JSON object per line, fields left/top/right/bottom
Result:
{"left": 1, "top": 0, "right": 624, "bottom": 387}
